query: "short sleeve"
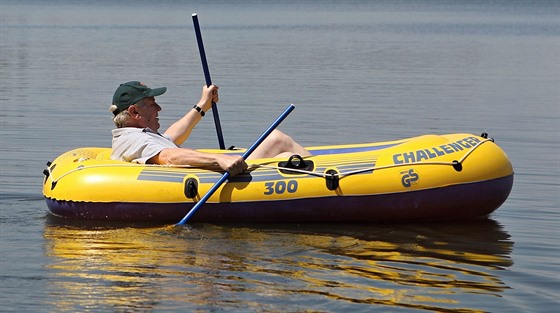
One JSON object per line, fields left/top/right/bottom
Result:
{"left": 111, "top": 128, "right": 178, "bottom": 163}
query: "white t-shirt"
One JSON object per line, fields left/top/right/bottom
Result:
{"left": 111, "top": 127, "right": 177, "bottom": 163}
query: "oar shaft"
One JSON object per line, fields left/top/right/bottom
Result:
{"left": 192, "top": 13, "right": 226, "bottom": 150}
{"left": 192, "top": 14, "right": 212, "bottom": 87}
{"left": 176, "top": 104, "right": 296, "bottom": 226}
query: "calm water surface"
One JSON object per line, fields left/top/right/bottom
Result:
{"left": 1, "top": 0, "right": 559, "bottom": 312}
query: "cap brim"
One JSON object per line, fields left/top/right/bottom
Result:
{"left": 148, "top": 87, "right": 167, "bottom": 97}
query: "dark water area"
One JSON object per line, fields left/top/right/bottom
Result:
{"left": 1, "top": 0, "right": 559, "bottom": 312}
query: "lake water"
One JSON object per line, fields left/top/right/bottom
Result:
{"left": 1, "top": 0, "right": 558, "bottom": 312}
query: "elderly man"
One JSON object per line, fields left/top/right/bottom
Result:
{"left": 109, "top": 81, "right": 310, "bottom": 176}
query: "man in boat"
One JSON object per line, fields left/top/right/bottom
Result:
{"left": 109, "top": 81, "right": 311, "bottom": 176}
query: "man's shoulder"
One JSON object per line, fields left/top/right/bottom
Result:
{"left": 112, "top": 127, "right": 176, "bottom": 148}
{"left": 112, "top": 127, "right": 162, "bottom": 139}
{"left": 112, "top": 127, "right": 144, "bottom": 137}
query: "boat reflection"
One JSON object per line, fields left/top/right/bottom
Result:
{"left": 43, "top": 216, "right": 513, "bottom": 312}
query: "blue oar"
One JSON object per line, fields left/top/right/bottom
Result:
{"left": 192, "top": 13, "right": 226, "bottom": 150}
{"left": 176, "top": 104, "right": 296, "bottom": 226}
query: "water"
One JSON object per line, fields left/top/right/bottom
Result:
{"left": 1, "top": 0, "right": 558, "bottom": 311}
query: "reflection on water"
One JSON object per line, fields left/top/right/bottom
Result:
{"left": 44, "top": 217, "right": 513, "bottom": 312}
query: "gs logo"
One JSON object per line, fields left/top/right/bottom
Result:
{"left": 400, "top": 169, "right": 419, "bottom": 188}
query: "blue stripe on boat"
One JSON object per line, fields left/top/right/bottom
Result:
{"left": 309, "top": 143, "right": 400, "bottom": 155}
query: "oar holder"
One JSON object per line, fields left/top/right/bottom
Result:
{"left": 184, "top": 178, "right": 198, "bottom": 199}
{"left": 325, "top": 169, "right": 340, "bottom": 191}
{"left": 278, "top": 155, "right": 314, "bottom": 174}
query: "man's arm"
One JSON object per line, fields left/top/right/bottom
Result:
{"left": 164, "top": 85, "right": 217, "bottom": 145}
{"left": 148, "top": 147, "right": 246, "bottom": 176}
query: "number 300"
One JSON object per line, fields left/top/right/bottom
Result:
{"left": 264, "top": 180, "right": 298, "bottom": 195}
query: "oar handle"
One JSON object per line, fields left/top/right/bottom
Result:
{"left": 192, "top": 13, "right": 226, "bottom": 150}
{"left": 176, "top": 104, "right": 296, "bottom": 226}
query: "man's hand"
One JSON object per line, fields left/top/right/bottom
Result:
{"left": 199, "top": 84, "right": 219, "bottom": 112}
{"left": 216, "top": 154, "right": 247, "bottom": 176}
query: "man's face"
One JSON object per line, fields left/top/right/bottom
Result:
{"left": 133, "top": 97, "right": 161, "bottom": 131}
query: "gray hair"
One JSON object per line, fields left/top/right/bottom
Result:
{"left": 109, "top": 99, "right": 147, "bottom": 128}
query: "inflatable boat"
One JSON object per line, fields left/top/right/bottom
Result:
{"left": 42, "top": 133, "right": 513, "bottom": 223}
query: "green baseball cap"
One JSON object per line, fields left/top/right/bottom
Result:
{"left": 111, "top": 81, "right": 167, "bottom": 115}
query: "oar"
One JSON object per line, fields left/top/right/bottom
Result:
{"left": 176, "top": 104, "right": 296, "bottom": 226}
{"left": 192, "top": 13, "right": 226, "bottom": 150}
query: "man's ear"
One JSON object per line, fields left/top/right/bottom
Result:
{"left": 127, "top": 105, "right": 140, "bottom": 118}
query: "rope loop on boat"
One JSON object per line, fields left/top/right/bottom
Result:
{"left": 46, "top": 138, "right": 494, "bottom": 185}
{"left": 250, "top": 137, "right": 495, "bottom": 179}
{"left": 46, "top": 162, "right": 184, "bottom": 186}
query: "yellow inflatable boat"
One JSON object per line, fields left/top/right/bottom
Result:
{"left": 42, "top": 133, "right": 513, "bottom": 223}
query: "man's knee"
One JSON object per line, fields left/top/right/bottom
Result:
{"left": 267, "top": 130, "right": 290, "bottom": 145}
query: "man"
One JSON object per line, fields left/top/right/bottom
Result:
{"left": 110, "top": 81, "right": 311, "bottom": 176}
